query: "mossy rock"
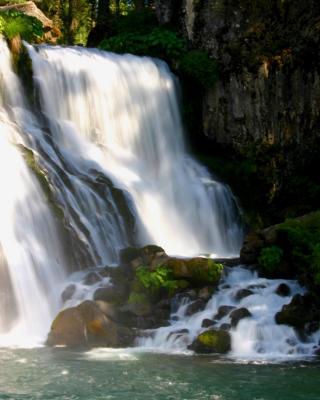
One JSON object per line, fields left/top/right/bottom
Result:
{"left": 189, "top": 329, "right": 231, "bottom": 354}
{"left": 164, "top": 257, "right": 223, "bottom": 286}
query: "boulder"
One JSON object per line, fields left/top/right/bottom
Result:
{"left": 275, "top": 294, "right": 320, "bottom": 328}
{"left": 230, "top": 307, "right": 252, "bottom": 327}
{"left": 220, "top": 323, "right": 231, "bottom": 331}
{"left": 189, "top": 329, "right": 231, "bottom": 354}
{"left": 234, "top": 288, "right": 254, "bottom": 301}
{"left": 47, "top": 300, "right": 134, "bottom": 348}
{"left": 185, "top": 299, "right": 207, "bottom": 316}
{"left": 93, "top": 285, "right": 127, "bottom": 304}
{"left": 214, "top": 305, "right": 236, "bottom": 320}
{"left": 275, "top": 283, "right": 291, "bottom": 297}
{"left": 164, "top": 257, "right": 223, "bottom": 286}
{"left": 201, "top": 319, "right": 215, "bottom": 328}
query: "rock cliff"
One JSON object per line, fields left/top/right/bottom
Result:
{"left": 155, "top": 0, "right": 320, "bottom": 225}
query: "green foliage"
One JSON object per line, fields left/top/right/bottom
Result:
{"left": 136, "top": 265, "right": 179, "bottom": 295}
{"left": 100, "top": 28, "right": 218, "bottom": 88}
{"left": 110, "top": 9, "right": 157, "bottom": 35}
{"left": 256, "top": 212, "right": 320, "bottom": 287}
{"left": 0, "top": 10, "right": 44, "bottom": 41}
{"left": 180, "top": 50, "right": 218, "bottom": 87}
{"left": 277, "top": 213, "right": 320, "bottom": 279}
{"left": 258, "top": 246, "right": 283, "bottom": 273}
{"left": 100, "top": 28, "right": 186, "bottom": 61}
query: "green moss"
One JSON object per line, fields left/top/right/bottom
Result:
{"left": 185, "top": 258, "right": 223, "bottom": 286}
{"left": 19, "top": 145, "right": 64, "bottom": 220}
{"left": 196, "top": 329, "right": 231, "bottom": 353}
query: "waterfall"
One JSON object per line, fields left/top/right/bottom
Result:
{"left": 0, "top": 37, "right": 243, "bottom": 347}
{"left": 0, "top": 39, "right": 67, "bottom": 346}
{"left": 26, "top": 44, "right": 243, "bottom": 258}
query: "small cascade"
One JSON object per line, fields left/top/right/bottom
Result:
{"left": 26, "top": 44, "right": 243, "bottom": 258}
{"left": 139, "top": 266, "right": 320, "bottom": 360}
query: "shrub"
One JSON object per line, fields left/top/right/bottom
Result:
{"left": 99, "top": 28, "right": 218, "bottom": 88}
{"left": 258, "top": 245, "right": 283, "bottom": 273}
{"left": 0, "top": 10, "right": 43, "bottom": 41}
{"left": 136, "top": 265, "right": 179, "bottom": 295}
{"left": 180, "top": 50, "right": 218, "bottom": 87}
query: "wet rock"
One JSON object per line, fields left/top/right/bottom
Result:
{"left": 201, "top": 319, "right": 215, "bottom": 328}
{"left": 235, "top": 288, "right": 254, "bottom": 301}
{"left": 275, "top": 294, "right": 320, "bottom": 329}
{"left": 314, "top": 347, "right": 320, "bottom": 356}
{"left": 198, "top": 286, "right": 214, "bottom": 301}
{"left": 230, "top": 307, "right": 252, "bottom": 327}
{"left": 167, "top": 329, "right": 189, "bottom": 341}
{"left": 240, "top": 233, "right": 265, "bottom": 264}
{"left": 95, "top": 300, "right": 117, "bottom": 320}
{"left": 185, "top": 299, "right": 207, "bottom": 316}
{"left": 214, "top": 305, "right": 236, "bottom": 320}
{"left": 220, "top": 323, "right": 231, "bottom": 331}
{"left": 119, "top": 245, "right": 166, "bottom": 267}
{"left": 120, "top": 301, "right": 152, "bottom": 318}
{"left": 47, "top": 300, "right": 134, "bottom": 348}
{"left": 275, "top": 283, "right": 291, "bottom": 297}
{"left": 189, "top": 329, "right": 231, "bottom": 354}
{"left": 83, "top": 272, "right": 101, "bottom": 286}
{"left": 61, "top": 284, "right": 76, "bottom": 303}
{"left": 93, "top": 285, "right": 127, "bottom": 304}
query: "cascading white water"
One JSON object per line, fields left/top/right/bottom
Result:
{"left": 26, "top": 44, "right": 243, "bottom": 258}
{"left": 0, "top": 39, "right": 67, "bottom": 346}
{"left": 139, "top": 266, "right": 320, "bottom": 360}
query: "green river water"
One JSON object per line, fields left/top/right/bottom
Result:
{"left": 0, "top": 348, "right": 319, "bottom": 400}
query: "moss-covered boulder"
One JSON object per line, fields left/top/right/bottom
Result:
{"left": 164, "top": 257, "right": 223, "bottom": 286}
{"left": 189, "top": 329, "right": 231, "bottom": 354}
{"left": 47, "top": 300, "right": 134, "bottom": 348}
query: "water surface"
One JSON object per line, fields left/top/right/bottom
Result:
{"left": 1, "top": 348, "right": 319, "bottom": 400}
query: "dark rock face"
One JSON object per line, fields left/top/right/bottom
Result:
{"left": 154, "top": 1, "right": 320, "bottom": 224}
{"left": 230, "top": 307, "right": 252, "bottom": 327}
{"left": 275, "top": 294, "right": 320, "bottom": 329}
{"left": 189, "top": 329, "right": 231, "bottom": 354}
